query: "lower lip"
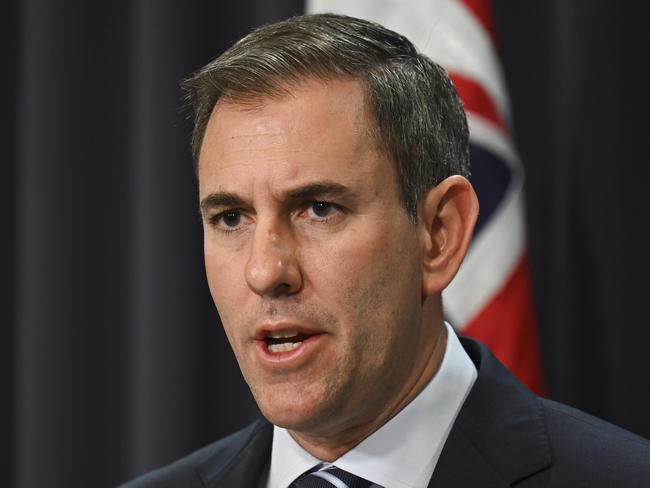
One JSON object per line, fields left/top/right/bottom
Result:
{"left": 255, "top": 334, "right": 325, "bottom": 365}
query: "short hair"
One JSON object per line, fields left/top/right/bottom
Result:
{"left": 183, "top": 13, "right": 469, "bottom": 221}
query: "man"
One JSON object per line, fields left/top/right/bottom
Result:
{"left": 122, "top": 13, "right": 649, "bottom": 488}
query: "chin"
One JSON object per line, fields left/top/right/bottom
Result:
{"left": 254, "top": 387, "right": 331, "bottom": 432}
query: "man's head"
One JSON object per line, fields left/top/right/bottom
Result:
{"left": 186, "top": 14, "right": 478, "bottom": 460}
{"left": 185, "top": 13, "right": 470, "bottom": 221}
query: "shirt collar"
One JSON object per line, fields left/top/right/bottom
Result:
{"left": 267, "top": 322, "right": 477, "bottom": 488}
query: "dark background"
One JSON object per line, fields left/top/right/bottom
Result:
{"left": 2, "top": 1, "right": 648, "bottom": 487}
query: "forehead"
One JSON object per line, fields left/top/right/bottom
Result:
{"left": 197, "top": 78, "right": 391, "bottom": 193}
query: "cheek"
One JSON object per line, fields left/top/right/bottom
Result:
{"left": 314, "top": 226, "right": 420, "bottom": 331}
{"left": 307, "top": 237, "right": 378, "bottom": 307}
{"left": 203, "top": 243, "right": 247, "bottom": 330}
{"left": 348, "top": 233, "right": 421, "bottom": 335}
{"left": 204, "top": 249, "right": 227, "bottom": 304}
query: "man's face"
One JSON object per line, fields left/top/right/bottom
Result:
{"left": 199, "top": 78, "right": 437, "bottom": 437}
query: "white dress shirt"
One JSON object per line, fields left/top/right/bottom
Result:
{"left": 265, "top": 322, "right": 478, "bottom": 488}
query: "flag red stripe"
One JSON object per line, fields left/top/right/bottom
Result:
{"left": 459, "top": 0, "right": 495, "bottom": 40}
{"left": 449, "top": 71, "right": 507, "bottom": 132}
{"left": 463, "top": 252, "right": 545, "bottom": 395}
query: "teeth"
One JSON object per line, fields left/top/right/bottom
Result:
{"left": 268, "top": 330, "right": 299, "bottom": 339}
{"left": 268, "top": 342, "right": 302, "bottom": 353}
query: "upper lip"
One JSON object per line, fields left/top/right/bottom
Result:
{"left": 253, "top": 322, "right": 324, "bottom": 341}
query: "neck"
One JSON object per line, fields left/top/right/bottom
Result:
{"left": 288, "top": 322, "right": 448, "bottom": 461}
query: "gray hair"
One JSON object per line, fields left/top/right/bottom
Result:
{"left": 183, "top": 13, "right": 469, "bottom": 221}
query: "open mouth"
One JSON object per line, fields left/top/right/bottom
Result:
{"left": 265, "top": 331, "right": 313, "bottom": 353}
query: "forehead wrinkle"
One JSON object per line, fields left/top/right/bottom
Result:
{"left": 225, "top": 129, "right": 288, "bottom": 141}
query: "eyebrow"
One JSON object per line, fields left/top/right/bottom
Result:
{"left": 199, "top": 192, "right": 245, "bottom": 215}
{"left": 199, "top": 181, "right": 355, "bottom": 215}
{"left": 285, "top": 181, "right": 353, "bottom": 202}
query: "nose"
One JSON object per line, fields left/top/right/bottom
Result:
{"left": 245, "top": 222, "right": 302, "bottom": 297}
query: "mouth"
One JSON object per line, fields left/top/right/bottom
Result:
{"left": 264, "top": 330, "right": 313, "bottom": 353}
{"left": 253, "top": 324, "right": 325, "bottom": 363}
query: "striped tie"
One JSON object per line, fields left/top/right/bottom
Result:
{"left": 289, "top": 465, "right": 379, "bottom": 488}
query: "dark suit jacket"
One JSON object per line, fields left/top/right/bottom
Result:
{"left": 120, "top": 337, "right": 650, "bottom": 487}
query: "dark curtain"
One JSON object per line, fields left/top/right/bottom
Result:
{"left": 494, "top": 0, "right": 650, "bottom": 438}
{"left": 3, "top": 1, "right": 648, "bottom": 487}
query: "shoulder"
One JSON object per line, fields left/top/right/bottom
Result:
{"left": 118, "top": 419, "right": 269, "bottom": 488}
{"left": 456, "top": 336, "right": 650, "bottom": 486}
{"left": 540, "top": 398, "right": 650, "bottom": 484}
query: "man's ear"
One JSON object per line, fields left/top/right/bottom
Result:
{"left": 419, "top": 175, "right": 479, "bottom": 296}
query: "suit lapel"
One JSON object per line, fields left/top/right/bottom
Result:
{"left": 428, "top": 426, "right": 509, "bottom": 487}
{"left": 197, "top": 419, "right": 273, "bottom": 488}
{"left": 429, "top": 338, "right": 552, "bottom": 487}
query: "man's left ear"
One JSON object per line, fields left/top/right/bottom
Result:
{"left": 419, "top": 175, "right": 479, "bottom": 296}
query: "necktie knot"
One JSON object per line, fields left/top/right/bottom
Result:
{"left": 290, "top": 465, "right": 377, "bottom": 488}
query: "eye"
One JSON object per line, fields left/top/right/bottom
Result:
{"left": 302, "top": 201, "right": 345, "bottom": 225}
{"left": 208, "top": 209, "right": 247, "bottom": 233}
{"left": 220, "top": 211, "right": 242, "bottom": 228}
{"left": 309, "top": 201, "right": 336, "bottom": 218}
